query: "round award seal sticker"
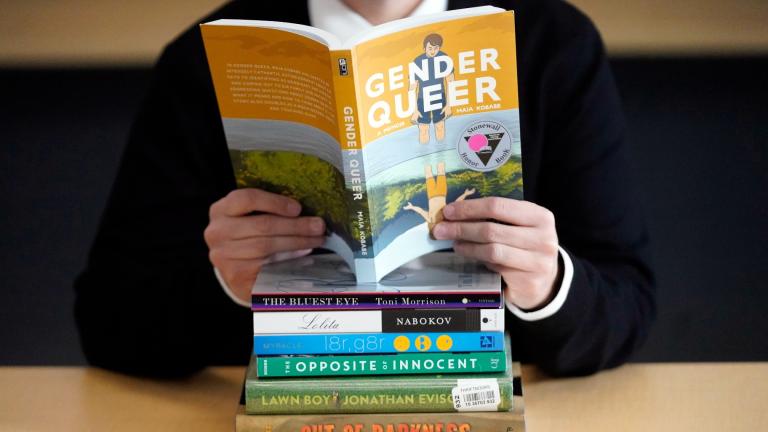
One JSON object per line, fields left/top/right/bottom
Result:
{"left": 457, "top": 120, "right": 513, "bottom": 172}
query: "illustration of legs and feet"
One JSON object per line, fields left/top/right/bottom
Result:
{"left": 418, "top": 123, "right": 430, "bottom": 144}
{"left": 434, "top": 119, "right": 446, "bottom": 142}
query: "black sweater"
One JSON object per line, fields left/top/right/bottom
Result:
{"left": 74, "top": 0, "right": 655, "bottom": 377}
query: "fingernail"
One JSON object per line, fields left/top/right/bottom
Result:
{"left": 432, "top": 224, "right": 447, "bottom": 239}
{"left": 287, "top": 201, "right": 301, "bottom": 215}
{"left": 311, "top": 218, "right": 325, "bottom": 233}
{"left": 442, "top": 205, "right": 454, "bottom": 218}
{"left": 296, "top": 248, "right": 314, "bottom": 258}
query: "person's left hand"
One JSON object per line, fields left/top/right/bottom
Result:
{"left": 432, "top": 197, "right": 561, "bottom": 310}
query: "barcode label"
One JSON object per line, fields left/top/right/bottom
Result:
{"left": 452, "top": 378, "right": 501, "bottom": 412}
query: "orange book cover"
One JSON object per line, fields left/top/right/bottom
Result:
{"left": 201, "top": 7, "right": 523, "bottom": 282}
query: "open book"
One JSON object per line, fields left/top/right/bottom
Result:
{"left": 201, "top": 6, "right": 523, "bottom": 282}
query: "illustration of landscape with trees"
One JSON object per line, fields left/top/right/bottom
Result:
{"left": 229, "top": 148, "right": 523, "bottom": 256}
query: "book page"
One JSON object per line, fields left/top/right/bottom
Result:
{"left": 202, "top": 25, "right": 358, "bottom": 263}
{"left": 350, "top": 12, "right": 523, "bottom": 277}
{"left": 202, "top": 25, "right": 338, "bottom": 138}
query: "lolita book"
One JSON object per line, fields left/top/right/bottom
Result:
{"left": 201, "top": 6, "right": 523, "bottom": 282}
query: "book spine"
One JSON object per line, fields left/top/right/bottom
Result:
{"left": 236, "top": 410, "right": 526, "bottom": 431}
{"left": 252, "top": 308, "right": 505, "bottom": 334}
{"left": 253, "top": 331, "right": 505, "bottom": 355}
{"left": 256, "top": 351, "right": 506, "bottom": 378}
{"left": 331, "top": 49, "right": 373, "bottom": 260}
{"left": 252, "top": 292, "right": 502, "bottom": 311}
{"left": 246, "top": 377, "right": 514, "bottom": 415}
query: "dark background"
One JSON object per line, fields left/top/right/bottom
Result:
{"left": 1, "top": 57, "right": 767, "bottom": 365}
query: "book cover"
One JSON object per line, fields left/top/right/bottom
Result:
{"left": 253, "top": 331, "right": 504, "bottom": 355}
{"left": 256, "top": 350, "right": 506, "bottom": 378}
{"left": 251, "top": 252, "right": 501, "bottom": 311}
{"left": 246, "top": 337, "right": 515, "bottom": 414}
{"left": 252, "top": 308, "right": 504, "bottom": 334}
{"left": 201, "top": 7, "right": 522, "bottom": 282}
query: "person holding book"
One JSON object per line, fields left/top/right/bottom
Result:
{"left": 75, "top": 0, "right": 655, "bottom": 378}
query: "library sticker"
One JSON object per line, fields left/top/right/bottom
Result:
{"left": 457, "top": 120, "right": 513, "bottom": 172}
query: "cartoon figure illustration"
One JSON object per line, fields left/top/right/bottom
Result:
{"left": 403, "top": 162, "right": 475, "bottom": 238}
{"left": 410, "top": 33, "right": 454, "bottom": 144}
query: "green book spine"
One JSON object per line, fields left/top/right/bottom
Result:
{"left": 256, "top": 350, "right": 506, "bottom": 378}
{"left": 246, "top": 340, "right": 517, "bottom": 414}
{"left": 246, "top": 372, "right": 515, "bottom": 415}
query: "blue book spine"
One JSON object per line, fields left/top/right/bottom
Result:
{"left": 253, "top": 331, "right": 504, "bottom": 355}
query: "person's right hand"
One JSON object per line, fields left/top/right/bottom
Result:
{"left": 204, "top": 188, "right": 326, "bottom": 303}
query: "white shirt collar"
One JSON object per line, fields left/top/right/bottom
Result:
{"left": 308, "top": 0, "right": 449, "bottom": 42}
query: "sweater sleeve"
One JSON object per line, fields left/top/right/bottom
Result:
{"left": 508, "top": 5, "right": 656, "bottom": 376}
{"left": 73, "top": 29, "right": 252, "bottom": 377}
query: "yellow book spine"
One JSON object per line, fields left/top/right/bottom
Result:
{"left": 330, "top": 50, "right": 373, "bottom": 259}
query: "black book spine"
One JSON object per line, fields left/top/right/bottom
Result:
{"left": 382, "top": 309, "right": 485, "bottom": 332}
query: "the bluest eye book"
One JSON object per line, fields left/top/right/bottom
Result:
{"left": 250, "top": 252, "right": 502, "bottom": 311}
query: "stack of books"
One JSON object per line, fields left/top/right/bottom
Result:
{"left": 238, "top": 253, "right": 525, "bottom": 431}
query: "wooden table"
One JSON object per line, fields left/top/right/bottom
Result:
{"left": 0, "top": 363, "right": 766, "bottom": 431}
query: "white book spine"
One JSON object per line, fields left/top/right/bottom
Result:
{"left": 252, "top": 309, "right": 505, "bottom": 334}
{"left": 253, "top": 311, "right": 382, "bottom": 334}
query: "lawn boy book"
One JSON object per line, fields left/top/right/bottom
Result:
{"left": 251, "top": 252, "right": 502, "bottom": 311}
{"left": 201, "top": 6, "right": 523, "bottom": 283}
{"left": 236, "top": 364, "right": 525, "bottom": 431}
{"left": 245, "top": 340, "right": 517, "bottom": 414}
